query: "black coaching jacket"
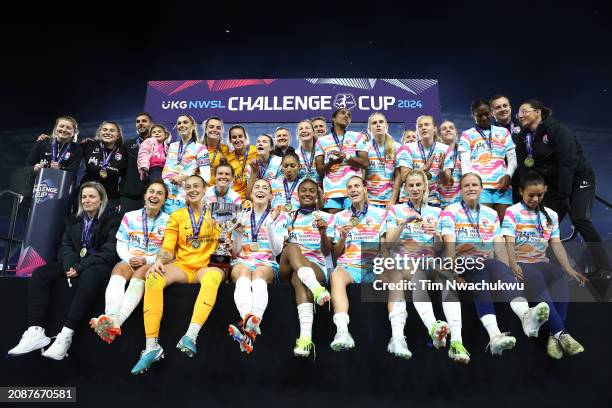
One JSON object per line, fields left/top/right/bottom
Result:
{"left": 58, "top": 209, "right": 121, "bottom": 273}
{"left": 514, "top": 117, "right": 593, "bottom": 199}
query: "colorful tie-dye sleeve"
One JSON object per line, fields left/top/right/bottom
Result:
{"left": 196, "top": 145, "right": 211, "bottom": 184}
{"left": 315, "top": 139, "right": 325, "bottom": 158}
{"left": 396, "top": 144, "right": 413, "bottom": 168}
{"left": 457, "top": 132, "right": 471, "bottom": 154}
{"left": 501, "top": 209, "right": 517, "bottom": 237}
{"left": 439, "top": 208, "right": 456, "bottom": 236}
{"left": 550, "top": 211, "right": 560, "bottom": 239}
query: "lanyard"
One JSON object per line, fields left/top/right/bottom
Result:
{"left": 475, "top": 127, "right": 492, "bottom": 150}
{"left": 417, "top": 140, "right": 436, "bottom": 164}
{"left": 258, "top": 155, "right": 271, "bottom": 179}
{"left": 100, "top": 143, "right": 118, "bottom": 170}
{"left": 52, "top": 140, "right": 71, "bottom": 164}
{"left": 461, "top": 200, "right": 481, "bottom": 239}
{"left": 520, "top": 202, "right": 544, "bottom": 236}
{"left": 141, "top": 208, "right": 162, "bottom": 250}
{"left": 188, "top": 206, "right": 206, "bottom": 239}
{"left": 407, "top": 200, "right": 422, "bottom": 215}
{"left": 451, "top": 144, "right": 459, "bottom": 173}
{"left": 300, "top": 146, "right": 316, "bottom": 172}
{"left": 525, "top": 132, "right": 534, "bottom": 158}
{"left": 210, "top": 142, "right": 222, "bottom": 166}
{"left": 331, "top": 130, "right": 345, "bottom": 153}
{"left": 250, "top": 208, "right": 270, "bottom": 242}
{"left": 351, "top": 203, "right": 368, "bottom": 219}
{"left": 81, "top": 215, "right": 97, "bottom": 248}
{"left": 214, "top": 187, "right": 228, "bottom": 203}
{"left": 372, "top": 138, "right": 385, "bottom": 164}
{"left": 283, "top": 177, "right": 301, "bottom": 203}
{"left": 177, "top": 139, "right": 193, "bottom": 166}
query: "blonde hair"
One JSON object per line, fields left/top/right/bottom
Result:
{"left": 403, "top": 169, "right": 429, "bottom": 203}
{"left": 295, "top": 119, "right": 318, "bottom": 148}
{"left": 415, "top": 115, "right": 440, "bottom": 142}
{"left": 52, "top": 115, "right": 79, "bottom": 142}
{"left": 176, "top": 114, "right": 199, "bottom": 143}
{"left": 77, "top": 181, "right": 108, "bottom": 220}
{"left": 367, "top": 112, "right": 395, "bottom": 161}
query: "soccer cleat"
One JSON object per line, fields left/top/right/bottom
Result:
{"left": 429, "top": 320, "right": 450, "bottom": 349}
{"left": 387, "top": 336, "right": 412, "bottom": 360}
{"left": 448, "top": 341, "right": 470, "bottom": 364}
{"left": 90, "top": 314, "right": 119, "bottom": 344}
{"left": 7, "top": 327, "right": 51, "bottom": 356}
{"left": 293, "top": 337, "right": 315, "bottom": 358}
{"left": 243, "top": 314, "right": 261, "bottom": 337}
{"left": 228, "top": 324, "right": 253, "bottom": 354}
{"left": 42, "top": 332, "right": 72, "bottom": 360}
{"left": 558, "top": 332, "right": 584, "bottom": 356}
{"left": 313, "top": 286, "right": 331, "bottom": 307}
{"left": 488, "top": 333, "right": 516, "bottom": 356}
{"left": 546, "top": 336, "right": 563, "bottom": 359}
{"left": 176, "top": 335, "right": 197, "bottom": 357}
{"left": 131, "top": 347, "right": 164, "bottom": 375}
{"left": 521, "top": 302, "right": 550, "bottom": 338}
{"left": 330, "top": 330, "right": 355, "bottom": 351}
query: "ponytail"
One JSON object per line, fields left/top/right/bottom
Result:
{"left": 520, "top": 170, "right": 552, "bottom": 227}
{"left": 521, "top": 99, "right": 552, "bottom": 120}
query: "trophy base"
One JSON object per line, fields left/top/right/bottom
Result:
{"left": 209, "top": 254, "right": 232, "bottom": 273}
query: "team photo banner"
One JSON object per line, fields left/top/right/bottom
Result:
{"left": 144, "top": 78, "right": 440, "bottom": 125}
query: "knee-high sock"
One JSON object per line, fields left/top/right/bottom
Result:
{"left": 480, "top": 313, "right": 501, "bottom": 339}
{"left": 190, "top": 270, "right": 223, "bottom": 327}
{"left": 233, "top": 276, "right": 252, "bottom": 319}
{"left": 510, "top": 297, "right": 529, "bottom": 320}
{"left": 333, "top": 312, "right": 349, "bottom": 332}
{"left": 251, "top": 278, "right": 268, "bottom": 320}
{"left": 297, "top": 266, "right": 322, "bottom": 294}
{"left": 119, "top": 278, "right": 145, "bottom": 326}
{"left": 413, "top": 301, "right": 436, "bottom": 333}
{"left": 389, "top": 300, "right": 407, "bottom": 339}
{"left": 442, "top": 301, "right": 462, "bottom": 342}
{"left": 297, "top": 303, "right": 314, "bottom": 339}
{"left": 105, "top": 275, "right": 126, "bottom": 321}
{"left": 144, "top": 274, "right": 166, "bottom": 339}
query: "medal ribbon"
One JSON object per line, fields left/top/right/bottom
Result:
{"left": 100, "top": 142, "right": 118, "bottom": 171}
{"left": 283, "top": 177, "right": 301, "bottom": 204}
{"left": 81, "top": 215, "right": 97, "bottom": 248}
{"left": 417, "top": 140, "right": 436, "bottom": 165}
{"left": 177, "top": 139, "right": 193, "bottom": 166}
{"left": 250, "top": 207, "right": 270, "bottom": 242}
{"left": 475, "top": 127, "right": 492, "bottom": 150}
{"left": 188, "top": 206, "right": 206, "bottom": 241}
{"left": 372, "top": 138, "right": 385, "bottom": 165}
{"left": 521, "top": 202, "right": 544, "bottom": 236}
{"left": 350, "top": 203, "right": 368, "bottom": 220}
{"left": 331, "top": 130, "right": 345, "bottom": 154}
{"left": 525, "top": 132, "right": 534, "bottom": 159}
{"left": 300, "top": 146, "right": 316, "bottom": 174}
{"left": 461, "top": 200, "right": 481, "bottom": 239}
{"left": 52, "top": 140, "right": 71, "bottom": 164}
{"left": 258, "top": 155, "right": 271, "bottom": 179}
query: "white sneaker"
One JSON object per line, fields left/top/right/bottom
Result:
{"left": 7, "top": 326, "right": 51, "bottom": 356}
{"left": 42, "top": 332, "right": 73, "bottom": 360}
{"left": 387, "top": 336, "right": 412, "bottom": 360}
{"left": 330, "top": 330, "right": 355, "bottom": 351}
{"left": 521, "top": 302, "right": 550, "bottom": 338}
{"left": 489, "top": 333, "right": 516, "bottom": 356}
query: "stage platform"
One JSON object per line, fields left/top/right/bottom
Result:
{"left": 0, "top": 277, "right": 610, "bottom": 407}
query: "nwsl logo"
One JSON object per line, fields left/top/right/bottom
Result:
{"left": 333, "top": 94, "right": 356, "bottom": 110}
{"left": 33, "top": 179, "right": 59, "bottom": 204}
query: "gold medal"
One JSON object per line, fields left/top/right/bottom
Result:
{"left": 284, "top": 203, "right": 293, "bottom": 212}
{"left": 79, "top": 247, "right": 87, "bottom": 258}
{"left": 251, "top": 242, "right": 259, "bottom": 251}
{"left": 242, "top": 200, "right": 252, "bottom": 211}
{"left": 191, "top": 239, "right": 201, "bottom": 249}
{"left": 350, "top": 216, "right": 360, "bottom": 226}
{"left": 99, "top": 169, "right": 108, "bottom": 178}
{"left": 524, "top": 157, "right": 535, "bottom": 167}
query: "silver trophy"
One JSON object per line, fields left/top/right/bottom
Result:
{"left": 208, "top": 202, "right": 245, "bottom": 266}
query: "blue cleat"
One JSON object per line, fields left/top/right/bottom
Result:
{"left": 131, "top": 347, "right": 164, "bottom": 375}
{"left": 176, "top": 335, "right": 197, "bottom": 357}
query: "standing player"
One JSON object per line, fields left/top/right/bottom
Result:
{"left": 201, "top": 116, "right": 230, "bottom": 187}
{"left": 130, "top": 175, "right": 222, "bottom": 374}
{"left": 203, "top": 161, "right": 242, "bottom": 206}
{"left": 314, "top": 108, "right": 369, "bottom": 214}
{"left": 311, "top": 116, "right": 328, "bottom": 138}
{"left": 438, "top": 121, "right": 463, "bottom": 209}
{"left": 365, "top": 112, "right": 400, "bottom": 209}
{"left": 226, "top": 125, "right": 258, "bottom": 201}
{"left": 458, "top": 100, "right": 516, "bottom": 222}
{"left": 245, "top": 134, "right": 283, "bottom": 198}
{"left": 295, "top": 120, "right": 320, "bottom": 183}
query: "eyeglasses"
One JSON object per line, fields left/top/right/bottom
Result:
{"left": 515, "top": 109, "right": 536, "bottom": 119}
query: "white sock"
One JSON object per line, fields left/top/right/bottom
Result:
{"left": 251, "top": 279, "right": 268, "bottom": 320}
{"left": 388, "top": 301, "right": 407, "bottom": 339}
{"left": 413, "top": 301, "right": 436, "bottom": 333}
{"left": 145, "top": 337, "right": 159, "bottom": 352}
{"left": 105, "top": 275, "right": 126, "bottom": 320}
{"left": 480, "top": 314, "right": 501, "bottom": 340}
{"left": 60, "top": 326, "right": 74, "bottom": 338}
{"left": 297, "top": 266, "right": 321, "bottom": 294}
{"left": 442, "top": 301, "right": 462, "bottom": 342}
{"left": 118, "top": 278, "right": 144, "bottom": 326}
{"left": 297, "top": 303, "right": 314, "bottom": 339}
{"left": 233, "top": 276, "right": 252, "bottom": 319}
{"left": 186, "top": 323, "right": 202, "bottom": 341}
{"left": 510, "top": 297, "right": 530, "bottom": 320}
{"left": 333, "top": 312, "right": 350, "bottom": 332}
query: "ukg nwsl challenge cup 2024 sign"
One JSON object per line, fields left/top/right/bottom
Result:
{"left": 144, "top": 78, "right": 440, "bottom": 126}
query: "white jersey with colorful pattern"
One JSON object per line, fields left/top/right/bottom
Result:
{"left": 232, "top": 210, "right": 287, "bottom": 269}
{"left": 439, "top": 144, "right": 463, "bottom": 208}
{"left": 315, "top": 130, "right": 367, "bottom": 199}
{"left": 458, "top": 125, "right": 515, "bottom": 189}
{"left": 397, "top": 141, "right": 448, "bottom": 205}
{"left": 245, "top": 154, "right": 282, "bottom": 182}
{"left": 296, "top": 145, "right": 321, "bottom": 183}
{"left": 439, "top": 201, "right": 501, "bottom": 260}
{"left": 330, "top": 205, "right": 387, "bottom": 269}
{"left": 501, "top": 203, "right": 560, "bottom": 264}
{"left": 287, "top": 209, "right": 334, "bottom": 276}
{"left": 162, "top": 140, "right": 211, "bottom": 213}
{"left": 365, "top": 139, "right": 401, "bottom": 206}
{"left": 270, "top": 176, "right": 302, "bottom": 213}
{"left": 116, "top": 209, "right": 170, "bottom": 263}
{"left": 203, "top": 186, "right": 242, "bottom": 206}
{"left": 387, "top": 203, "right": 441, "bottom": 258}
